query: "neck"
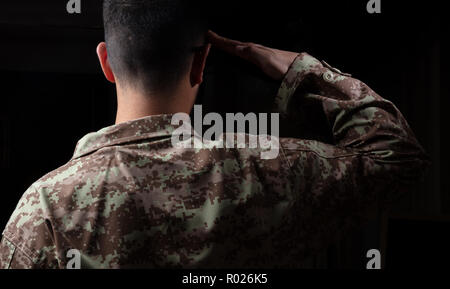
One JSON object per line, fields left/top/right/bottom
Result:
{"left": 114, "top": 82, "right": 197, "bottom": 124}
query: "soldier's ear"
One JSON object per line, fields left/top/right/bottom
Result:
{"left": 190, "top": 43, "right": 211, "bottom": 87}
{"left": 96, "top": 42, "right": 116, "bottom": 84}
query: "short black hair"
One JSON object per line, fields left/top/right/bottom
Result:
{"left": 103, "top": 0, "right": 208, "bottom": 93}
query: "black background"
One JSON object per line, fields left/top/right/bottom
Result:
{"left": 0, "top": 0, "right": 446, "bottom": 269}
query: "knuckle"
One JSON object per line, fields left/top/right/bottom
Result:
{"left": 245, "top": 42, "right": 256, "bottom": 48}
{"left": 246, "top": 44, "right": 257, "bottom": 52}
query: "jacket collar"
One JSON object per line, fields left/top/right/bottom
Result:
{"left": 72, "top": 114, "right": 177, "bottom": 160}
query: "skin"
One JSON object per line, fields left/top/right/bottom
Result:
{"left": 96, "top": 31, "right": 299, "bottom": 124}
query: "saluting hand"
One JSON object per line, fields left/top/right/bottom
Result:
{"left": 207, "top": 30, "right": 299, "bottom": 80}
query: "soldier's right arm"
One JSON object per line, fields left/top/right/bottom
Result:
{"left": 272, "top": 52, "right": 428, "bottom": 249}
{"left": 208, "top": 31, "right": 430, "bottom": 253}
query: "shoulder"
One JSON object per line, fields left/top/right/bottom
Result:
{"left": 1, "top": 153, "right": 113, "bottom": 268}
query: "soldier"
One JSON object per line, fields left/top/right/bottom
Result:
{"left": 0, "top": 0, "right": 429, "bottom": 269}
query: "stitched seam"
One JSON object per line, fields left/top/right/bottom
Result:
{"left": 2, "top": 234, "right": 39, "bottom": 264}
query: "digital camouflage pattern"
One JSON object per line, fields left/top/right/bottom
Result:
{"left": 0, "top": 53, "right": 429, "bottom": 269}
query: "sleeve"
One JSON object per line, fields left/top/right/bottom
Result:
{"left": 275, "top": 52, "right": 429, "bottom": 192}
{"left": 257, "top": 52, "right": 430, "bottom": 254}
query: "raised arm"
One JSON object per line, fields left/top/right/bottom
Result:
{"left": 208, "top": 31, "right": 430, "bottom": 256}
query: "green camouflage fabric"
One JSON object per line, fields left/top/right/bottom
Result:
{"left": 0, "top": 53, "right": 429, "bottom": 269}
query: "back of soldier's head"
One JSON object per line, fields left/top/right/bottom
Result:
{"left": 103, "top": 0, "right": 208, "bottom": 93}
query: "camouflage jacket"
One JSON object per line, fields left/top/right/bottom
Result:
{"left": 0, "top": 53, "right": 429, "bottom": 269}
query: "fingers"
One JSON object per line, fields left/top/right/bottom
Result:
{"left": 207, "top": 30, "right": 250, "bottom": 60}
{"left": 206, "top": 30, "right": 297, "bottom": 80}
